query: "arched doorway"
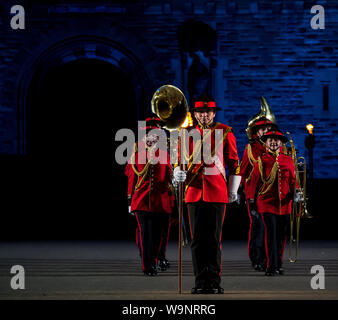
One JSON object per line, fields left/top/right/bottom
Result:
{"left": 23, "top": 58, "right": 137, "bottom": 239}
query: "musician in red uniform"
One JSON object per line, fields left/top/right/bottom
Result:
{"left": 125, "top": 117, "right": 175, "bottom": 276}
{"left": 174, "top": 95, "right": 241, "bottom": 294}
{"left": 239, "top": 118, "right": 278, "bottom": 271}
{"left": 246, "top": 130, "right": 302, "bottom": 276}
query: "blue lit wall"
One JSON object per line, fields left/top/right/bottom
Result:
{"left": 0, "top": 0, "right": 337, "bottom": 178}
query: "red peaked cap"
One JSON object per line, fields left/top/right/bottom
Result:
{"left": 252, "top": 119, "right": 278, "bottom": 138}
{"left": 190, "top": 100, "right": 222, "bottom": 111}
{"left": 140, "top": 116, "right": 163, "bottom": 131}
{"left": 261, "top": 130, "right": 288, "bottom": 143}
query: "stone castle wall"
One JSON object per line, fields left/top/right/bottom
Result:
{"left": 0, "top": 0, "right": 336, "bottom": 177}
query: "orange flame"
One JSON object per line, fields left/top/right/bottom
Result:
{"left": 306, "top": 124, "right": 314, "bottom": 135}
{"left": 181, "top": 112, "right": 193, "bottom": 128}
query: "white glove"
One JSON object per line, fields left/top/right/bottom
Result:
{"left": 128, "top": 206, "right": 134, "bottom": 216}
{"left": 228, "top": 175, "right": 241, "bottom": 203}
{"left": 173, "top": 166, "right": 187, "bottom": 183}
{"left": 294, "top": 190, "right": 304, "bottom": 203}
{"left": 235, "top": 192, "right": 241, "bottom": 205}
{"left": 228, "top": 192, "right": 238, "bottom": 203}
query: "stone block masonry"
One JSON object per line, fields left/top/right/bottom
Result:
{"left": 0, "top": 0, "right": 337, "bottom": 178}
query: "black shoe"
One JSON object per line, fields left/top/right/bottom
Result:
{"left": 212, "top": 285, "right": 224, "bottom": 294}
{"left": 203, "top": 283, "right": 224, "bottom": 294}
{"left": 158, "top": 259, "right": 170, "bottom": 271}
{"left": 277, "top": 268, "right": 284, "bottom": 275}
{"left": 255, "top": 263, "right": 266, "bottom": 272}
{"left": 253, "top": 264, "right": 261, "bottom": 271}
{"left": 144, "top": 266, "right": 157, "bottom": 276}
{"left": 265, "top": 269, "right": 278, "bottom": 276}
{"left": 162, "top": 259, "right": 170, "bottom": 268}
{"left": 191, "top": 287, "right": 205, "bottom": 294}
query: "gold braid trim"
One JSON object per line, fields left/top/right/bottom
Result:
{"left": 186, "top": 123, "right": 221, "bottom": 173}
{"left": 245, "top": 167, "right": 254, "bottom": 183}
{"left": 244, "top": 144, "right": 257, "bottom": 183}
{"left": 257, "top": 156, "right": 279, "bottom": 196}
{"left": 178, "top": 125, "right": 214, "bottom": 165}
{"left": 182, "top": 123, "right": 219, "bottom": 166}
{"left": 185, "top": 126, "right": 231, "bottom": 191}
{"left": 130, "top": 143, "right": 151, "bottom": 191}
{"left": 247, "top": 144, "right": 257, "bottom": 166}
{"left": 245, "top": 141, "right": 265, "bottom": 183}
{"left": 131, "top": 155, "right": 150, "bottom": 177}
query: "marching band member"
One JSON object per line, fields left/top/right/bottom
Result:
{"left": 173, "top": 95, "right": 241, "bottom": 294}
{"left": 240, "top": 117, "right": 278, "bottom": 271}
{"left": 125, "top": 117, "right": 175, "bottom": 276}
{"left": 246, "top": 130, "right": 302, "bottom": 276}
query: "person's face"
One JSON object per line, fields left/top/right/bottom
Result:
{"left": 266, "top": 137, "right": 282, "bottom": 152}
{"left": 194, "top": 109, "right": 216, "bottom": 126}
{"left": 144, "top": 133, "right": 159, "bottom": 147}
{"left": 257, "top": 125, "right": 272, "bottom": 138}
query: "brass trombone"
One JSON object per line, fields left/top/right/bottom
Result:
{"left": 286, "top": 132, "right": 309, "bottom": 263}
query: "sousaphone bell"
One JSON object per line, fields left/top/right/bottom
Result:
{"left": 151, "top": 85, "right": 188, "bottom": 130}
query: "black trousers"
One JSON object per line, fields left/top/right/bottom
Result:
{"left": 247, "top": 202, "right": 266, "bottom": 266}
{"left": 261, "top": 213, "right": 288, "bottom": 271}
{"left": 187, "top": 201, "right": 226, "bottom": 288}
{"left": 158, "top": 217, "right": 171, "bottom": 261}
{"left": 135, "top": 212, "right": 169, "bottom": 272}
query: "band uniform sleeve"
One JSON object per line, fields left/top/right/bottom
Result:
{"left": 224, "top": 130, "right": 240, "bottom": 176}
{"left": 125, "top": 158, "right": 137, "bottom": 199}
{"left": 239, "top": 146, "right": 250, "bottom": 186}
{"left": 246, "top": 160, "right": 260, "bottom": 200}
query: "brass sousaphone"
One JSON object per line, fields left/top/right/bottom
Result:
{"left": 151, "top": 85, "right": 188, "bottom": 294}
{"left": 151, "top": 85, "right": 188, "bottom": 130}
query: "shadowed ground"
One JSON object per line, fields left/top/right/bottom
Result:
{"left": 0, "top": 240, "right": 337, "bottom": 300}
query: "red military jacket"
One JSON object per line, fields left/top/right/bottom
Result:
{"left": 246, "top": 149, "right": 296, "bottom": 215}
{"left": 181, "top": 122, "right": 240, "bottom": 203}
{"left": 239, "top": 140, "right": 266, "bottom": 199}
{"left": 125, "top": 143, "right": 174, "bottom": 214}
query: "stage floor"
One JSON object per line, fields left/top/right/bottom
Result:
{"left": 0, "top": 240, "right": 337, "bottom": 300}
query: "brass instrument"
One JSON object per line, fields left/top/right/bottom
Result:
{"left": 151, "top": 84, "right": 188, "bottom": 294}
{"left": 151, "top": 85, "right": 188, "bottom": 130}
{"left": 246, "top": 97, "right": 277, "bottom": 140}
{"left": 286, "top": 132, "right": 309, "bottom": 263}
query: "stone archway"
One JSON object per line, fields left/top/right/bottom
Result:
{"left": 16, "top": 33, "right": 158, "bottom": 155}
{"left": 22, "top": 57, "right": 136, "bottom": 240}
{"left": 4, "top": 21, "right": 163, "bottom": 239}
